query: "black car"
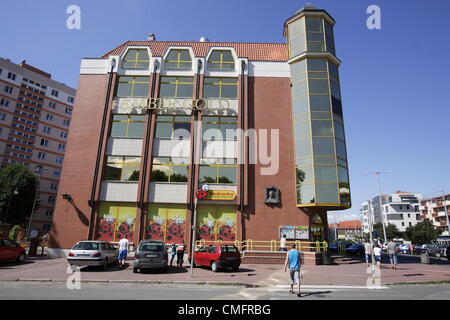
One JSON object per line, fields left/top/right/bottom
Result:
{"left": 328, "top": 241, "right": 353, "bottom": 253}
{"left": 345, "top": 243, "right": 365, "bottom": 256}
{"left": 446, "top": 246, "right": 450, "bottom": 261}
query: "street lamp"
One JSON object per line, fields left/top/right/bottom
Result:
{"left": 366, "top": 171, "right": 391, "bottom": 243}
{"left": 440, "top": 191, "right": 450, "bottom": 236}
{"left": 26, "top": 165, "right": 48, "bottom": 239}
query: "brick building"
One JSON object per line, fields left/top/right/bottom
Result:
{"left": 49, "top": 6, "right": 351, "bottom": 256}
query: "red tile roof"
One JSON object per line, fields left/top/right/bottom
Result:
{"left": 328, "top": 220, "right": 362, "bottom": 230}
{"left": 102, "top": 41, "right": 288, "bottom": 62}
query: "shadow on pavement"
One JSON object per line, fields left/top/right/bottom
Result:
{"left": 80, "top": 262, "right": 126, "bottom": 272}
{"left": 0, "top": 260, "right": 35, "bottom": 269}
{"left": 301, "top": 291, "right": 332, "bottom": 298}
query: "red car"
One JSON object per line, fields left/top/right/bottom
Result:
{"left": 192, "top": 244, "right": 241, "bottom": 272}
{"left": 0, "top": 238, "right": 26, "bottom": 262}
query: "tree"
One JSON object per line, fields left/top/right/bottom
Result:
{"left": 0, "top": 164, "right": 38, "bottom": 225}
{"left": 404, "top": 220, "right": 442, "bottom": 245}
{"left": 373, "top": 223, "right": 402, "bottom": 242}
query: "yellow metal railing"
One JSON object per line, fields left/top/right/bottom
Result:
{"left": 194, "top": 239, "right": 328, "bottom": 252}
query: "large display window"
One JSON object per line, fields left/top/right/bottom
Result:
{"left": 96, "top": 203, "right": 137, "bottom": 242}
{"left": 196, "top": 205, "right": 236, "bottom": 242}
{"left": 145, "top": 204, "right": 186, "bottom": 244}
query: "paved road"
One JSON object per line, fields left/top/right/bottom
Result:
{"left": 1, "top": 281, "right": 450, "bottom": 300}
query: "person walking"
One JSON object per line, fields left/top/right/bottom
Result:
{"left": 387, "top": 239, "right": 398, "bottom": 269}
{"left": 279, "top": 234, "right": 287, "bottom": 252}
{"left": 176, "top": 240, "right": 186, "bottom": 268}
{"left": 373, "top": 244, "right": 382, "bottom": 268}
{"left": 283, "top": 243, "right": 302, "bottom": 297}
{"left": 364, "top": 240, "right": 373, "bottom": 267}
{"left": 117, "top": 237, "right": 129, "bottom": 269}
{"left": 170, "top": 243, "right": 177, "bottom": 267}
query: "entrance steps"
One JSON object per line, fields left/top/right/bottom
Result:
{"left": 241, "top": 251, "right": 323, "bottom": 265}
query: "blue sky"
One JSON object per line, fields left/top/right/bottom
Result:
{"left": 1, "top": 0, "right": 450, "bottom": 222}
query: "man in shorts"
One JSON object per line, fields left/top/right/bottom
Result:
{"left": 387, "top": 239, "right": 398, "bottom": 269}
{"left": 118, "top": 237, "right": 129, "bottom": 269}
{"left": 364, "top": 241, "right": 373, "bottom": 267}
{"left": 284, "top": 243, "right": 302, "bottom": 297}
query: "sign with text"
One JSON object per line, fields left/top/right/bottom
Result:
{"left": 205, "top": 190, "right": 236, "bottom": 201}
{"left": 279, "top": 225, "right": 309, "bottom": 240}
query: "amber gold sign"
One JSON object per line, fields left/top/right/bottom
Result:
{"left": 205, "top": 190, "right": 236, "bottom": 201}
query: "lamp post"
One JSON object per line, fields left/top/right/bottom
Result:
{"left": 26, "top": 165, "right": 47, "bottom": 239}
{"left": 366, "top": 171, "right": 391, "bottom": 243}
{"left": 368, "top": 200, "right": 376, "bottom": 274}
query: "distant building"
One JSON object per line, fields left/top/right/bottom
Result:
{"left": 328, "top": 220, "right": 362, "bottom": 241}
{"left": 0, "top": 58, "right": 76, "bottom": 233}
{"left": 419, "top": 194, "right": 450, "bottom": 236}
{"left": 360, "top": 191, "right": 422, "bottom": 233}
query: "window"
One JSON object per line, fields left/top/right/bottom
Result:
{"left": 122, "top": 49, "right": 150, "bottom": 69}
{"left": 67, "top": 96, "right": 74, "bottom": 103}
{"left": 65, "top": 107, "right": 72, "bottom": 115}
{"left": 155, "top": 115, "right": 191, "bottom": 140}
{"left": 164, "top": 49, "right": 192, "bottom": 69}
{"left": 49, "top": 101, "right": 56, "bottom": 108}
{"left": 45, "top": 209, "right": 53, "bottom": 217}
{"left": 203, "top": 77, "right": 238, "bottom": 99}
{"left": 51, "top": 89, "right": 59, "bottom": 97}
{"left": 43, "top": 224, "right": 51, "bottom": 232}
{"left": 202, "top": 116, "right": 237, "bottom": 141}
{"left": 0, "top": 112, "right": 6, "bottom": 121}
{"left": 7, "top": 72, "right": 16, "bottom": 80}
{"left": 40, "top": 139, "right": 48, "bottom": 146}
{"left": 104, "top": 156, "right": 141, "bottom": 181}
{"left": 50, "top": 183, "right": 58, "bottom": 191}
{"left": 151, "top": 157, "right": 189, "bottom": 182}
{"left": 207, "top": 50, "right": 235, "bottom": 70}
{"left": 63, "top": 119, "right": 70, "bottom": 126}
{"left": 43, "top": 126, "right": 51, "bottom": 134}
{"left": 159, "top": 76, "right": 194, "bottom": 98}
{"left": 56, "top": 156, "right": 64, "bottom": 164}
{"left": 38, "top": 152, "right": 46, "bottom": 159}
{"left": 199, "top": 158, "right": 237, "bottom": 184}
{"left": 60, "top": 131, "right": 68, "bottom": 139}
{"left": 4, "top": 86, "right": 13, "bottom": 94}
{"left": 53, "top": 170, "right": 60, "bottom": 177}
{"left": 116, "top": 76, "right": 150, "bottom": 97}
{"left": 111, "top": 114, "right": 145, "bottom": 138}
{"left": 58, "top": 143, "right": 66, "bottom": 151}
{"left": 0, "top": 98, "right": 10, "bottom": 107}
{"left": 46, "top": 114, "right": 53, "bottom": 121}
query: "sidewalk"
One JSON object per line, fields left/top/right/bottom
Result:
{"left": 0, "top": 254, "right": 449, "bottom": 287}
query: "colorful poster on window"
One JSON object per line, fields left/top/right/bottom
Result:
{"left": 197, "top": 205, "right": 236, "bottom": 242}
{"left": 96, "top": 203, "right": 136, "bottom": 242}
{"left": 145, "top": 205, "right": 186, "bottom": 243}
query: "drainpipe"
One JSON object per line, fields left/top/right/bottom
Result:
{"left": 240, "top": 61, "right": 246, "bottom": 232}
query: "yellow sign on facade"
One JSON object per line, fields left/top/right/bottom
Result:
{"left": 205, "top": 190, "right": 236, "bottom": 201}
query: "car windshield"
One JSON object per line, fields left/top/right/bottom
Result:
{"left": 73, "top": 242, "right": 99, "bottom": 250}
{"left": 139, "top": 242, "right": 164, "bottom": 252}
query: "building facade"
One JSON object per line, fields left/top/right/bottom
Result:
{"left": 49, "top": 6, "right": 351, "bottom": 256}
{"left": 360, "top": 191, "right": 422, "bottom": 233}
{"left": 419, "top": 194, "right": 450, "bottom": 236}
{"left": 328, "top": 220, "right": 362, "bottom": 241}
{"left": 0, "top": 58, "right": 76, "bottom": 233}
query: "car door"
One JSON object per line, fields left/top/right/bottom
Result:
{"left": 107, "top": 242, "right": 117, "bottom": 260}
{"left": 207, "top": 245, "right": 217, "bottom": 263}
{"left": 2, "top": 239, "right": 17, "bottom": 260}
{"left": 195, "top": 245, "right": 208, "bottom": 266}
{"left": 0, "top": 240, "right": 6, "bottom": 261}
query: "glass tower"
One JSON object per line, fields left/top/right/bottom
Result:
{"left": 284, "top": 6, "right": 351, "bottom": 209}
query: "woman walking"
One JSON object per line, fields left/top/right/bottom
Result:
{"left": 373, "top": 244, "right": 382, "bottom": 268}
{"left": 170, "top": 243, "right": 177, "bottom": 267}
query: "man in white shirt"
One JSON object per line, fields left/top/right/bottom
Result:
{"left": 280, "top": 234, "right": 287, "bottom": 252}
{"left": 118, "top": 237, "right": 129, "bottom": 269}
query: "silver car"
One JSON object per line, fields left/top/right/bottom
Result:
{"left": 67, "top": 240, "right": 118, "bottom": 269}
{"left": 133, "top": 240, "right": 168, "bottom": 273}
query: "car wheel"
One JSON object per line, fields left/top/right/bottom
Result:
{"left": 435, "top": 252, "right": 441, "bottom": 258}
{"left": 133, "top": 267, "right": 139, "bottom": 273}
{"left": 211, "top": 262, "right": 219, "bottom": 272}
{"left": 17, "top": 253, "right": 25, "bottom": 263}
{"left": 162, "top": 266, "right": 168, "bottom": 273}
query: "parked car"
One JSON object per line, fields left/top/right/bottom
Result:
{"left": 345, "top": 243, "right": 365, "bottom": 256}
{"left": 192, "top": 244, "right": 241, "bottom": 272}
{"left": 0, "top": 238, "right": 26, "bottom": 263}
{"left": 133, "top": 240, "right": 168, "bottom": 273}
{"left": 67, "top": 240, "right": 118, "bottom": 269}
{"left": 398, "top": 244, "right": 411, "bottom": 254}
{"left": 422, "top": 244, "right": 446, "bottom": 258}
{"left": 328, "top": 241, "right": 353, "bottom": 253}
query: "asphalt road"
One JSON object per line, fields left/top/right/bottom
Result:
{"left": 0, "top": 281, "right": 449, "bottom": 300}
